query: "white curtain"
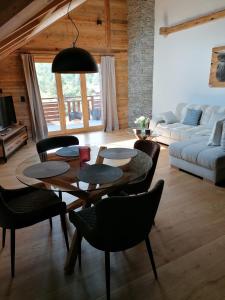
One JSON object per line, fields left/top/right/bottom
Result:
{"left": 101, "top": 56, "right": 119, "bottom": 132}
{"left": 21, "top": 54, "right": 48, "bottom": 142}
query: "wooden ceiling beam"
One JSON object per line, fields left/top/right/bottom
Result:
{"left": 160, "top": 7, "right": 225, "bottom": 36}
{"left": 0, "top": 0, "right": 69, "bottom": 43}
{"left": 0, "top": 0, "right": 34, "bottom": 27}
{"left": 0, "top": 42, "right": 27, "bottom": 60}
{"left": 0, "top": 0, "right": 87, "bottom": 60}
{"left": 0, "top": 20, "right": 40, "bottom": 51}
{"left": 30, "top": 0, "right": 86, "bottom": 38}
{"left": 0, "top": 0, "right": 56, "bottom": 41}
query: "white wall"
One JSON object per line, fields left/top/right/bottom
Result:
{"left": 153, "top": 0, "right": 225, "bottom": 115}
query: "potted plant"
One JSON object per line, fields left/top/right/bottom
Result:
{"left": 134, "top": 116, "right": 151, "bottom": 139}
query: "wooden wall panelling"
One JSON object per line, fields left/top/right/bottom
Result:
{"left": 209, "top": 46, "right": 225, "bottom": 88}
{"left": 0, "top": 54, "right": 32, "bottom": 135}
{"left": 1, "top": 0, "right": 128, "bottom": 132}
{"left": 110, "top": 0, "right": 128, "bottom": 50}
{"left": 104, "top": 0, "right": 111, "bottom": 49}
{"left": 23, "top": 0, "right": 106, "bottom": 51}
{"left": 115, "top": 52, "right": 128, "bottom": 128}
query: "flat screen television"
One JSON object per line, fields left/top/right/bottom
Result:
{"left": 0, "top": 96, "right": 17, "bottom": 131}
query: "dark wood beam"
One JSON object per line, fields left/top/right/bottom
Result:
{"left": 0, "top": 0, "right": 33, "bottom": 27}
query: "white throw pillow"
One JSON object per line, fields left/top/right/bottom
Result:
{"left": 221, "top": 121, "right": 225, "bottom": 151}
{"left": 161, "top": 111, "right": 178, "bottom": 124}
{"left": 207, "top": 118, "right": 225, "bottom": 146}
{"left": 207, "top": 112, "right": 225, "bottom": 128}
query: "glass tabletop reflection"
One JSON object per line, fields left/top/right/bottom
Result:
{"left": 16, "top": 146, "right": 152, "bottom": 194}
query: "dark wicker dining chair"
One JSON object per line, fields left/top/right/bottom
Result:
{"left": 0, "top": 185, "right": 69, "bottom": 277}
{"left": 124, "top": 139, "right": 160, "bottom": 195}
{"left": 69, "top": 180, "right": 164, "bottom": 300}
{"left": 36, "top": 135, "right": 79, "bottom": 227}
{"left": 36, "top": 135, "right": 79, "bottom": 162}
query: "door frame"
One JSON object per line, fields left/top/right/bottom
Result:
{"left": 34, "top": 55, "right": 104, "bottom": 136}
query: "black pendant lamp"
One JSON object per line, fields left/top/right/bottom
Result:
{"left": 52, "top": 1, "right": 98, "bottom": 74}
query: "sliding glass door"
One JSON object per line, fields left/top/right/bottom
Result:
{"left": 35, "top": 58, "right": 103, "bottom": 135}
{"left": 86, "top": 72, "right": 102, "bottom": 127}
{"left": 35, "top": 62, "right": 61, "bottom": 132}
{"left": 61, "top": 74, "right": 84, "bottom": 130}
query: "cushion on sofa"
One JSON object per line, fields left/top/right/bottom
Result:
{"left": 156, "top": 123, "right": 192, "bottom": 138}
{"left": 169, "top": 138, "right": 201, "bottom": 159}
{"left": 207, "top": 112, "right": 225, "bottom": 128}
{"left": 180, "top": 104, "right": 207, "bottom": 123}
{"left": 156, "top": 123, "right": 212, "bottom": 142}
{"left": 182, "top": 108, "right": 202, "bottom": 126}
{"left": 175, "top": 103, "right": 187, "bottom": 121}
{"left": 221, "top": 121, "right": 225, "bottom": 151}
{"left": 201, "top": 106, "right": 225, "bottom": 126}
{"left": 169, "top": 138, "right": 225, "bottom": 170}
{"left": 170, "top": 125, "right": 211, "bottom": 141}
{"left": 161, "top": 111, "right": 178, "bottom": 124}
{"left": 207, "top": 118, "right": 225, "bottom": 146}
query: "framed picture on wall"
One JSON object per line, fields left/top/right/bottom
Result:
{"left": 209, "top": 46, "right": 225, "bottom": 88}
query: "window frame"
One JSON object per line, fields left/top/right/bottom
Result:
{"left": 34, "top": 55, "right": 103, "bottom": 136}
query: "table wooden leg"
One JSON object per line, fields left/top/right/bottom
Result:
{"left": 64, "top": 230, "right": 81, "bottom": 274}
{"left": 64, "top": 146, "right": 107, "bottom": 274}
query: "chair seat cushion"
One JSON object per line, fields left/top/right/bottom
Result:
{"left": 2, "top": 189, "right": 66, "bottom": 229}
{"left": 69, "top": 206, "right": 146, "bottom": 252}
{"left": 71, "top": 207, "right": 97, "bottom": 229}
{"left": 6, "top": 189, "right": 62, "bottom": 213}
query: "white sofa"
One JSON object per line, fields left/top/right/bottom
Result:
{"left": 151, "top": 103, "right": 225, "bottom": 184}
{"left": 151, "top": 103, "right": 224, "bottom": 145}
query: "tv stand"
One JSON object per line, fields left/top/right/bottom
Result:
{"left": 0, "top": 125, "right": 28, "bottom": 162}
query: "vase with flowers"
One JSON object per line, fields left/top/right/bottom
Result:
{"left": 134, "top": 116, "right": 151, "bottom": 139}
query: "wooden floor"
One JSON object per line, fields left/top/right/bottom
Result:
{"left": 1, "top": 130, "right": 225, "bottom": 300}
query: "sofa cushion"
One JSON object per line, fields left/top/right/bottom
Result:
{"left": 207, "top": 112, "right": 225, "bottom": 128}
{"left": 156, "top": 123, "right": 211, "bottom": 141}
{"left": 221, "top": 121, "right": 225, "bottom": 151}
{"left": 182, "top": 108, "right": 202, "bottom": 126}
{"left": 181, "top": 104, "right": 208, "bottom": 123}
{"left": 201, "top": 106, "right": 225, "bottom": 126}
{"left": 169, "top": 138, "right": 225, "bottom": 170}
{"left": 175, "top": 103, "right": 187, "bottom": 121}
{"left": 181, "top": 127, "right": 211, "bottom": 141}
{"left": 161, "top": 111, "right": 178, "bottom": 124}
{"left": 169, "top": 139, "right": 200, "bottom": 159}
{"left": 197, "top": 147, "right": 225, "bottom": 170}
{"left": 156, "top": 123, "right": 192, "bottom": 138}
{"left": 207, "top": 119, "right": 225, "bottom": 146}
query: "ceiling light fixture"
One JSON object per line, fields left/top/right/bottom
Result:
{"left": 52, "top": 1, "right": 98, "bottom": 74}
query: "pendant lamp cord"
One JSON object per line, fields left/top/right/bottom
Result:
{"left": 68, "top": 0, "right": 79, "bottom": 47}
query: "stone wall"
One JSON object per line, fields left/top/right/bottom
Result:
{"left": 128, "top": 0, "right": 155, "bottom": 127}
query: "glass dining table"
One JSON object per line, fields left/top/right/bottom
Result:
{"left": 15, "top": 145, "right": 153, "bottom": 274}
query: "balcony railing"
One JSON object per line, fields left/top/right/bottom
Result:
{"left": 41, "top": 94, "right": 101, "bottom": 123}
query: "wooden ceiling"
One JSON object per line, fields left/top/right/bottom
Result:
{"left": 0, "top": 0, "right": 87, "bottom": 60}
